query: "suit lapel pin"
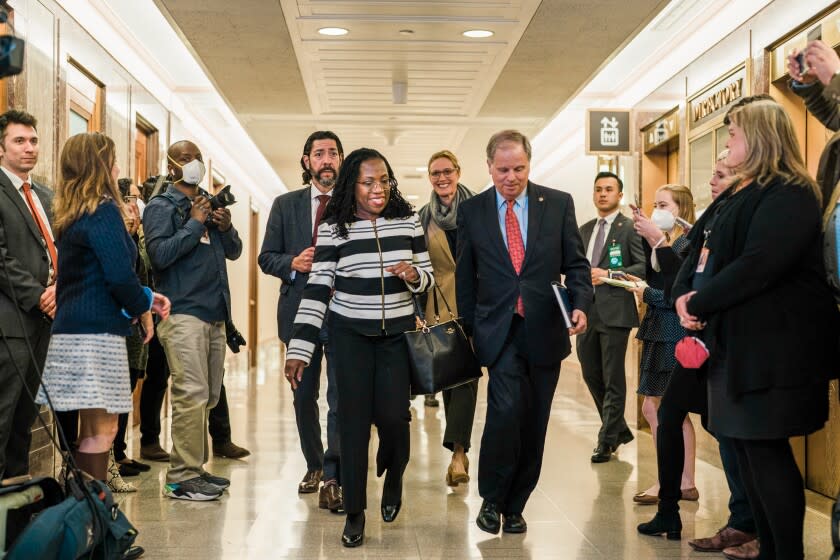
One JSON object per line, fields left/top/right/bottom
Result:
{"left": 538, "top": 196, "right": 544, "bottom": 202}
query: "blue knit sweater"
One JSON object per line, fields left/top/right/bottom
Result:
{"left": 52, "top": 199, "right": 152, "bottom": 336}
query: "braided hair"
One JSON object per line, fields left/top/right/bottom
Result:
{"left": 322, "top": 147, "right": 413, "bottom": 239}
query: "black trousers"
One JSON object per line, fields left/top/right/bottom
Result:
{"left": 733, "top": 438, "right": 804, "bottom": 560}
{"left": 332, "top": 320, "right": 410, "bottom": 514}
{"left": 576, "top": 305, "right": 632, "bottom": 447}
{"left": 139, "top": 333, "right": 169, "bottom": 447}
{"left": 478, "top": 316, "right": 560, "bottom": 514}
{"left": 442, "top": 379, "right": 478, "bottom": 452}
{"left": 291, "top": 323, "right": 340, "bottom": 481}
{"left": 113, "top": 367, "right": 143, "bottom": 461}
{"left": 0, "top": 326, "right": 49, "bottom": 479}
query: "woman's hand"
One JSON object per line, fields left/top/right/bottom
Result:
{"left": 140, "top": 311, "right": 154, "bottom": 344}
{"left": 633, "top": 213, "right": 666, "bottom": 247}
{"left": 788, "top": 48, "right": 816, "bottom": 84}
{"left": 386, "top": 261, "right": 419, "bottom": 283}
{"left": 151, "top": 292, "right": 171, "bottom": 320}
{"left": 675, "top": 291, "right": 705, "bottom": 330}
{"left": 284, "top": 359, "right": 306, "bottom": 390}
{"left": 805, "top": 40, "right": 840, "bottom": 85}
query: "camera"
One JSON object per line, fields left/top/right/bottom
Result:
{"left": 0, "top": 2, "right": 24, "bottom": 79}
{"left": 205, "top": 185, "right": 237, "bottom": 228}
{"left": 225, "top": 320, "right": 246, "bottom": 353}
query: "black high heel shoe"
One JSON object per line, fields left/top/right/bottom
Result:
{"left": 381, "top": 470, "right": 403, "bottom": 523}
{"left": 637, "top": 512, "right": 682, "bottom": 540}
{"left": 342, "top": 512, "right": 365, "bottom": 548}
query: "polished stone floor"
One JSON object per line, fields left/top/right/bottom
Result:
{"left": 115, "top": 341, "right": 835, "bottom": 559}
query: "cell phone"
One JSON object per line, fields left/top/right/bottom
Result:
{"left": 609, "top": 270, "right": 629, "bottom": 281}
{"left": 674, "top": 216, "right": 692, "bottom": 229}
{"left": 807, "top": 24, "right": 822, "bottom": 43}
{"left": 798, "top": 25, "right": 823, "bottom": 74}
{"left": 123, "top": 195, "right": 137, "bottom": 204}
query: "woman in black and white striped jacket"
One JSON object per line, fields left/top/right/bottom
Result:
{"left": 284, "top": 147, "right": 434, "bottom": 548}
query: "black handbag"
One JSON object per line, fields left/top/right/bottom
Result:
{"left": 405, "top": 286, "right": 482, "bottom": 396}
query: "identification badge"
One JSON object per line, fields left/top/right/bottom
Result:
{"left": 608, "top": 243, "right": 623, "bottom": 268}
{"left": 696, "top": 247, "right": 709, "bottom": 273}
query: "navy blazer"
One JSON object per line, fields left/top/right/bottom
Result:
{"left": 258, "top": 186, "right": 318, "bottom": 344}
{"left": 456, "top": 182, "right": 592, "bottom": 368}
{"left": 0, "top": 173, "right": 53, "bottom": 338}
{"left": 579, "top": 212, "right": 645, "bottom": 328}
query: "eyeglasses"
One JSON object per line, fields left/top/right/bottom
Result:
{"left": 429, "top": 168, "right": 457, "bottom": 179}
{"left": 356, "top": 179, "right": 393, "bottom": 190}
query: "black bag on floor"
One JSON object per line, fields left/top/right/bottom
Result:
{"left": 406, "top": 288, "right": 482, "bottom": 396}
{"left": 0, "top": 476, "right": 64, "bottom": 555}
{"left": 6, "top": 474, "right": 137, "bottom": 560}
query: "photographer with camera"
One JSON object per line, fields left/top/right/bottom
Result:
{"left": 143, "top": 140, "right": 242, "bottom": 501}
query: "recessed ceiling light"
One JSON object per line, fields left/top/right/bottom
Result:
{"left": 318, "top": 27, "right": 348, "bottom": 36}
{"left": 463, "top": 29, "right": 493, "bottom": 38}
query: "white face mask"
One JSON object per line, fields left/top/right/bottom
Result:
{"left": 651, "top": 208, "right": 676, "bottom": 231}
{"left": 136, "top": 198, "right": 146, "bottom": 219}
{"left": 170, "top": 158, "right": 206, "bottom": 186}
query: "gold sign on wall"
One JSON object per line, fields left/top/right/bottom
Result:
{"left": 688, "top": 66, "right": 746, "bottom": 131}
{"left": 642, "top": 108, "right": 679, "bottom": 153}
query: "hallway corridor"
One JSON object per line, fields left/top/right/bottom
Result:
{"left": 115, "top": 343, "right": 835, "bottom": 559}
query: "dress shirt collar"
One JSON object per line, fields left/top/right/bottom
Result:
{"left": 310, "top": 184, "right": 333, "bottom": 201}
{"left": 598, "top": 209, "right": 620, "bottom": 225}
{"left": 1, "top": 166, "right": 29, "bottom": 190}
{"left": 495, "top": 185, "right": 528, "bottom": 210}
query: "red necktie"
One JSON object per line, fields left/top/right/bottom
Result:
{"left": 505, "top": 199, "right": 525, "bottom": 317}
{"left": 22, "top": 182, "right": 58, "bottom": 279}
{"left": 312, "top": 194, "right": 330, "bottom": 244}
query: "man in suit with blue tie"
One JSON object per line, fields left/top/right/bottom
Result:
{"left": 0, "top": 110, "right": 56, "bottom": 481}
{"left": 456, "top": 130, "right": 592, "bottom": 534}
{"left": 259, "top": 131, "right": 344, "bottom": 512}
{"left": 577, "top": 172, "right": 645, "bottom": 463}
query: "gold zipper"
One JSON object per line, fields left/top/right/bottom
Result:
{"left": 372, "top": 219, "right": 386, "bottom": 332}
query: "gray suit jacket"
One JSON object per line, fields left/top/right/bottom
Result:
{"left": 258, "top": 187, "right": 317, "bottom": 344}
{"left": 0, "top": 172, "right": 54, "bottom": 337}
{"left": 579, "top": 212, "right": 645, "bottom": 329}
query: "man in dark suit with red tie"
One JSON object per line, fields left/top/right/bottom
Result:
{"left": 259, "top": 131, "right": 344, "bottom": 511}
{"left": 0, "top": 110, "right": 56, "bottom": 481}
{"left": 456, "top": 130, "right": 592, "bottom": 534}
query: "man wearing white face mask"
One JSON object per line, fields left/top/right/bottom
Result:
{"left": 143, "top": 140, "right": 242, "bottom": 501}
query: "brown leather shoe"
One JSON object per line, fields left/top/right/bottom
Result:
{"left": 139, "top": 444, "right": 170, "bottom": 462}
{"left": 298, "top": 470, "right": 322, "bottom": 494}
{"left": 319, "top": 483, "right": 344, "bottom": 512}
{"left": 632, "top": 491, "right": 658, "bottom": 505}
{"left": 689, "top": 526, "right": 757, "bottom": 552}
{"left": 213, "top": 441, "right": 251, "bottom": 459}
{"left": 723, "top": 539, "right": 760, "bottom": 559}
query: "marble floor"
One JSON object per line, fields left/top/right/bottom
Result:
{"left": 115, "top": 342, "right": 836, "bottom": 559}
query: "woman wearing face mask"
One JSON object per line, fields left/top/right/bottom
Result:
{"left": 417, "top": 150, "right": 477, "bottom": 488}
{"left": 284, "top": 148, "right": 434, "bottom": 548}
{"left": 625, "top": 185, "right": 697, "bottom": 506}
{"left": 672, "top": 95, "right": 840, "bottom": 559}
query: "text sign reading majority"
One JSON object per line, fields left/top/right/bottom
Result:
{"left": 688, "top": 66, "right": 746, "bottom": 130}
{"left": 586, "top": 109, "right": 631, "bottom": 155}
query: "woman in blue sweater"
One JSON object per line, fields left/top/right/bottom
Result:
{"left": 36, "top": 132, "right": 170, "bottom": 482}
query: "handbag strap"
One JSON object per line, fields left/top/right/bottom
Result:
{"left": 432, "top": 285, "right": 456, "bottom": 322}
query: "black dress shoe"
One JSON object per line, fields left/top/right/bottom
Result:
{"left": 637, "top": 512, "right": 682, "bottom": 540}
{"left": 123, "top": 545, "right": 145, "bottom": 559}
{"left": 342, "top": 512, "right": 365, "bottom": 548}
{"left": 591, "top": 443, "right": 613, "bottom": 463}
{"left": 118, "top": 463, "right": 141, "bottom": 477}
{"left": 476, "top": 500, "right": 501, "bottom": 534}
{"left": 381, "top": 502, "right": 401, "bottom": 522}
{"left": 503, "top": 513, "right": 527, "bottom": 533}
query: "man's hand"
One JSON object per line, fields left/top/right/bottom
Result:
{"left": 788, "top": 48, "right": 817, "bottom": 84}
{"left": 284, "top": 359, "right": 306, "bottom": 390}
{"left": 190, "top": 195, "right": 212, "bottom": 223}
{"left": 210, "top": 207, "right": 232, "bottom": 232}
{"left": 291, "top": 247, "right": 316, "bottom": 274}
{"left": 386, "top": 261, "right": 419, "bottom": 283}
{"left": 569, "top": 309, "right": 587, "bottom": 335}
{"left": 39, "top": 285, "right": 56, "bottom": 318}
{"left": 805, "top": 40, "right": 840, "bottom": 85}
{"left": 591, "top": 267, "right": 608, "bottom": 286}
{"left": 151, "top": 292, "right": 171, "bottom": 321}
{"left": 140, "top": 311, "right": 154, "bottom": 344}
